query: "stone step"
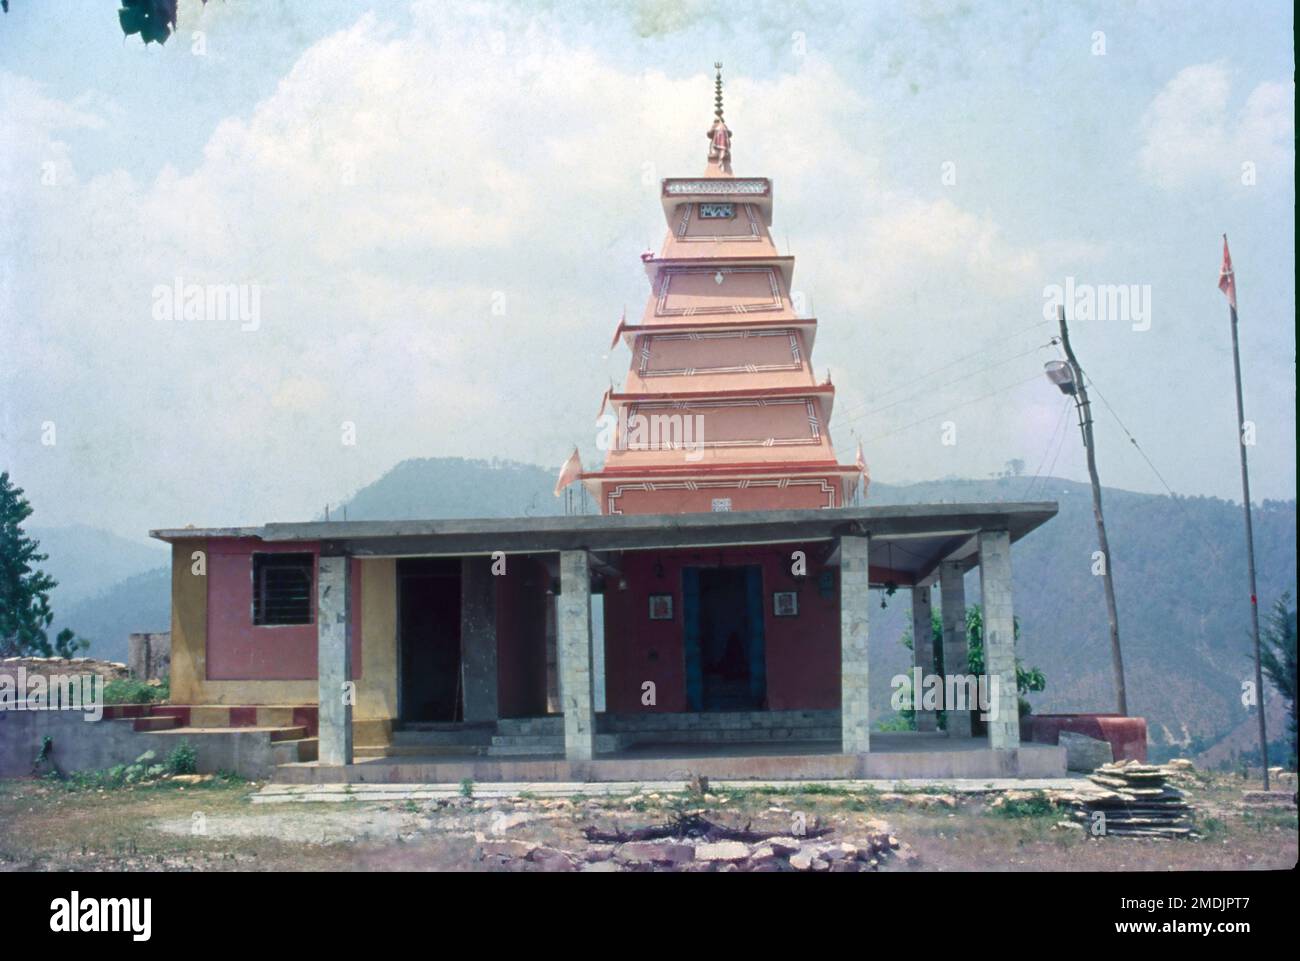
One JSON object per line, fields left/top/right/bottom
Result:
{"left": 487, "top": 733, "right": 621, "bottom": 757}
{"left": 601, "top": 710, "right": 839, "bottom": 733}
{"left": 488, "top": 738, "right": 564, "bottom": 754}
{"left": 401, "top": 721, "right": 496, "bottom": 733}
{"left": 269, "top": 726, "right": 309, "bottom": 742}
{"left": 494, "top": 716, "right": 564, "bottom": 736}
{"left": 132, "top": 715, "right": 179, "bottom": 732}
{"left": 622, "top": 727, "right": 842, "bottom": 744}
{"left": 272, "top": 737, "right": 318, "bottom": 764}
{"left": 391, "top": 727, "right": 495, "bottom": 747}
{"left": 486, "top": 743, "right": 564, "bottom": 757}
{"left": 359, "top": 744, "right": 490, "bottom": 758}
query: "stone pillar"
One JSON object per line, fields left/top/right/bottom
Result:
{"left": 460, "top": 556, "right": 499, "bottom": 723}
{"left": 939, "top": 560, "right": 972, "bottom": 737}
{"left": 911, "top": 585, "right": 937, "bottom": 731}
{"left": 978, "top": 530, "right": 1019, "bottom": 750}
{"left": 839, "top": 534, "right": 871, "bottom": 754}
{"left": 557, "top": 550, "right": 596, "bottom": 761}
{"left": 317, "top": 554, "right": 353, "bottom": 767}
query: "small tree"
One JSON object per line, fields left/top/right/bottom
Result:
{"left": 1259, "top": 593, "right": 1297, "bottom": 770}
{"left": 897, "top": 603, "right": 1046, "bottom": 730}
{"left": 0, "top": 472, "right": 87, "bottom": 658}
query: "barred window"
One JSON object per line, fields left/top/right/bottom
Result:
{"left": 252, "top": 553, "right": 314, "bottom": 626}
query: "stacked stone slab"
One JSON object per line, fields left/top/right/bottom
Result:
{"left": 1064, "top": 760, "right": 1195, "bottom": 838}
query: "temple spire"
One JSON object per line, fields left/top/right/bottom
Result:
{"left": 714, "top": 61, "right": 725, "bottom": 121}
{"left": 705, "top": 61, "right": 732, "bottom": 176}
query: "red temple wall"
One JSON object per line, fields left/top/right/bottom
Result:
{"left": 602, "top": 544, "right": 841, "bottom": 713}
{"left": 205, "top": 539, "right": 363, "bottom": 681}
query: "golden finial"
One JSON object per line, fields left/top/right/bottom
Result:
{"left": 714, "top": 62, "right": 724, "bottom": 120}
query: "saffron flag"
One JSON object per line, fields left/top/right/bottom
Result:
{"left": 554, "top": 447, "right": 583, "bottom": 497}
{"left": 855, "top": 441, "right": 870, "bottom": 496}
{"left": 1218, "top": 235, "right": 1237, "bottom": 310}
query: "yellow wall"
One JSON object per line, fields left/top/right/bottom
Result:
{"left": 169, "top": 543, "right": 398, "bottom": 720}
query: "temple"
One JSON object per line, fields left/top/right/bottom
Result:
{"left": 129, "top": 66, "right": 1065, "bottom": 785}
{"left": 583, "top": 65, "right": 862, "bottom": 515}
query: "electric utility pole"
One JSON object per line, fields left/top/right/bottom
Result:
{"left": 1054, "top": 305, "right": 1128, "bottom": 716}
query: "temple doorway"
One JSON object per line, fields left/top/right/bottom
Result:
{"left": 683, "top": 565, "right": 766, "bottom": 711}
{"left": 398, "top": 558, "right": 462, "bottom": 722}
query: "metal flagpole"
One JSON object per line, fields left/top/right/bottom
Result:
{"left": 1222, "top": 234, "right": 1269, "bottom": 790}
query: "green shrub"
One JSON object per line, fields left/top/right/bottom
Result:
{"left": 990, "top": 791, "right": 1057, "bottom": 818}
{"left": 166, "top": 741, "right": 198, "bottom": 775}
{"left": 103, "top": 677, "right": 170, "bottom": 704}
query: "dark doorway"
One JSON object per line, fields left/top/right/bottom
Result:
{"left": 398, "top": 558, "right": 462, "bottom": 722}
{"left": 683, "top": 565, "right": 766, "bottom": 711}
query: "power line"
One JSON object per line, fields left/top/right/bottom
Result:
{"left": 859, "top": 372, "right": 1044, "bottom": 444}
{"left": 1036, "top": 402, "right": 1075, "bottom": 496}
{"left": 841, "top": 319, "right": 1053, "bottom": 413}
{"left": 1084, "top": 372, "right": 1180, "bottom": 499}
{"left": 1022, "top": 395, "right": 1073, "bottom": 500}
{"left": 836, "top": 340, "right": 1052, "bottom": 426}
{"left": 1083, "top": 370, "right": 1235, "bottom": 570}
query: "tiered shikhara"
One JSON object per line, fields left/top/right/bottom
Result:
{"left": 582, "top": 65, "right": 863, "bottom": 515}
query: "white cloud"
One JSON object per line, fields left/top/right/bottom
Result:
{"left": 6, "top": 6, "right": 1249, "bottom": 535}
{"left": 1139, "top": 62, "right": 1294, "bottom": 190}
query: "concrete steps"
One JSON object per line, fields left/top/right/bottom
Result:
{"left": 355, "top": 722, "right": 495, "bottom": 759}
{"left": 132, "top": 715, "right": 180, "bottom": 732}
{"left": 487, "top": 732, "right": 622, "bottom": 757}
{"left": 359, "top": 744, "right": 489, "bottom": 758}
{"left": 273, "top": 736, "right": 317, "bottom": 764}
{"left": 391, "top": 723, "right": 495, "bottom": 746}
{"left": 268, "top": 726, "right": 309, "bottom": 742}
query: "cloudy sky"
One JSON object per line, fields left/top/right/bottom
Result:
{"left": 1, "top": 0, "right": 1294, "bottom": 542}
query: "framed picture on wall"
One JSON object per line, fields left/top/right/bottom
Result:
{"left": 648, "top": 593, "right": 674, "bottom": 620}
{"left": 773, "top": 591, "right": 798, "bottom": 617}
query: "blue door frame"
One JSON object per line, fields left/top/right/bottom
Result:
{"left": 682, "top": 564, "right": 766, "bottom": 711}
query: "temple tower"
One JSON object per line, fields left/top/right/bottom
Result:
{"left": 583, "top": 65, "right": 862, "bottom": 515}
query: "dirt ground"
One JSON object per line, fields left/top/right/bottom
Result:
{"left": 0, "top": 771, "right": 1294, "bottom": 872}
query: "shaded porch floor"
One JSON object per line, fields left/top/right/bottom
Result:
{"left": 276, "top": 732, "right": 1066, "bottom": 784}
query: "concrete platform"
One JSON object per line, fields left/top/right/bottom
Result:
{"left": 254, "top": 775, "right": 1095, "bottom": 803}
{"left": 272, "top": 733, "right": 1066, "bottom": 784}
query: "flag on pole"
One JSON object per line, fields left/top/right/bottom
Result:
{"left": 554, "top": 447, "right": 583, "bottom": 497}
{"left": 855, "top": 440, "right": 870, "bottom": 497}
{"left": 1218, "top": 234, "right": 1237, "bottom": 310}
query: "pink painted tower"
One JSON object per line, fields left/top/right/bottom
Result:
{"left": 583, "top": 64, "right": 862, "bottom": 515}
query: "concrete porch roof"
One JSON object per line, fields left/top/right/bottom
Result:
{"left": 150, "top": 501, "right": 1057, "bottom": 587}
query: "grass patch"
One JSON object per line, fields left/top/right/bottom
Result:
{"left": 988, "top": 792, "right": 1058, "bottom": 819}
{"left": 103, "top": 678, "right": 170, "bottom": 704}
{"left": 1197, "top": 815, "right": 1228, "bottom": 839}
{"left": 1238, "top": 808, "right": 1299, "bottom": 832}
